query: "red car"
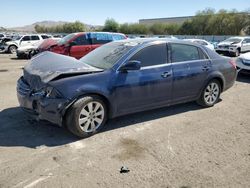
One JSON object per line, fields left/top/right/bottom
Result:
{"left": 37, "top": 32, "right": 127, "bottom": 59}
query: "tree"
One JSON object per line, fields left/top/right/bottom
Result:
{"left": 103, "top": 18, "right": 119, "bottom": 32}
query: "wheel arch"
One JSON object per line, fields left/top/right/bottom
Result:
{"left": 62, "top": 92, "right": 113, "bottom": 127}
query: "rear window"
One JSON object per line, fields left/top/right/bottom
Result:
{"left": 171, "top": 43, "right": 206, "bottom": 62}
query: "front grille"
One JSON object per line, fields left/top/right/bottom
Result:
{"left": 218, "top": 45, "right": 229, "bottom": 49}
{"left": 17, "top": 77, "right": 31, "bottom": 96}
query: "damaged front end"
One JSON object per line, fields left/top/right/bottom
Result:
{"left": 17, "top": 76, "right": 70, "bottom": 126}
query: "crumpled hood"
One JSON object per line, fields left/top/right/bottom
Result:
{"left": 24, "top": 51, "right": 102, "bottom": 85}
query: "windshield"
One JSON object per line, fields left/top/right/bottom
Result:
{"left": 12, "top": 36, "right": 22, "bottom": 40}
{"left": 57, "top": 33, "right": 77, "bottom": 45}
{"left": 79, "top": 41, "right": 138, "bottom": 70}
{"left": 224, "top": 38, "right": 242, "bottom": 43}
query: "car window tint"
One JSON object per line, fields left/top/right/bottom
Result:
{"left": 129, "top": 43, "right": 167, "bottom": 67}
{"left": 41, "top": 35, "right": 50, "bottom": 39}
{"left": 244, "top": 39, "right": 250, "bottom": 43}
{"left": 198, "top": 48, "right": 209, "bottom": 59}
{"left": 31, "top": 35, "right": 40, "bottom": 40}
{"left": 73, "top": 35, "right": 90, "bottom": 45}
{"left": 22, "top": 36, "right": 30, "bottom": 41}
{"left": 90, "top": 33, "right": 112, "bottom": 44}
{"left": 171, "top": 44, "right": 202, "bottom": 62}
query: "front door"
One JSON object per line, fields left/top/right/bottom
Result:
{"left": 69, "top": 34, "right": 92, "bottom": 59}
{"left": 113, "top": 43, "right": 173, "bottom": 116}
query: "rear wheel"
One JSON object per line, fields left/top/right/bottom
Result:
{"left": 197, "top": 80, "right": 221, "bottom": 107}
{"left": 66, "top": 95, "right": 107, "bottom": 138}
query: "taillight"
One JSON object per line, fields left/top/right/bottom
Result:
{"left": 228, "top": 59, "right": 237, "bottom": 69}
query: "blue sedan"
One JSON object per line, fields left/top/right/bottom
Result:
{"left": 17, "top": 39, "right": 237, "bottom": 137}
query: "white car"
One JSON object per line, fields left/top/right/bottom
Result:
{"left": 3, "top": 34, "right": 51, "bottom": 54}
{"left": 236, "top": 52, "right": 250, "bottom": 74}
{"left": 216, "top": 37, "right": 250, "bottom": 57}
{"left": 184, "top": 39, "right": 214, "bottom": 50}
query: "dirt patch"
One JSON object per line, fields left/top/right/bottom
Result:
{"left": 112, "top": 138, "right": 146, "bottom": 161}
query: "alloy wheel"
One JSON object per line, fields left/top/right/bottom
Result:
{"left": 204, "top": 82, "right": 220, "bottom": 105}
{"left": 78, "top": 101, "right": 105, "bottom": 133}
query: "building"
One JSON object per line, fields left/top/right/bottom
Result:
{"left": 139, "top": 16, "right": 194, "bottom": 25}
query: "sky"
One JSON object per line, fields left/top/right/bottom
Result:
{"left": 1, "top": 0, "right": 250, "bottom": 28}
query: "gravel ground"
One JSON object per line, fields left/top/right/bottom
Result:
{"left": 0, "top": 54, "right": 249, "bottom": 188}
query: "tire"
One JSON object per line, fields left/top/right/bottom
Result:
{"left": 65, "top": 95, "right": 107, "bottom": 138}
{"left": 197, "top": 79, "right": 221, "bottom": 107}
{"left": 233, "top": 49, "right": 240, "bottom": 57}
{"left": 8, "top": 45, "right": 17, "bottom": 54}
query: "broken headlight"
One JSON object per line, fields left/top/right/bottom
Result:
{"left": 31, "top": 86, "right": 62, "bottom": 98}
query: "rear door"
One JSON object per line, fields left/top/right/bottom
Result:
{"left": 30, "top": 35, "right": 41, "bottom": 45}
{"left": 170, "top": 43, "right": 211, "bottom": 102}
{"left": 114, "top": 43, "right": 173, "bottom": 115}
{"left": 69, "top": 34, "right": 92, "bottom": 59}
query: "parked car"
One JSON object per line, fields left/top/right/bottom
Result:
{"left": 184, "top": 39, "right": 214, "bottom": 50}
{"left": 0, "top": 33, "right": 6, "bottom": 39}
{"left": 2, "top": 34, "right": 52, "bottom": 54}
{"left": 236, "top": 52, "right": 250, "bottom": 74}
{"left": 17, "top": 39, "right": 237, "bottom": 138}
{"left": 216, "top": 37, "right": 250, "bottom": 57}
{"left": 16, "top": 38, "right": 60, "bottom": 59}
{"left": 37, "top": 32, "right": 127, "bottom": 59}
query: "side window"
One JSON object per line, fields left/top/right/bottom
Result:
{"left": 31, "top": 35, "right": 40, "bottom": 40}
{"left": 129, "top": 43, "right": 167, "bottom": 67}
{"left": 41, "top": 35, "right": 50, "bottom": 39}
{"left": 171, "top": 43, "right": 205, "bottom": 62}
{"left": 73, "top": 35, "right": 90, "bottom": 45}
{"left": 91, "top": 33, "right": 112, "bottom": 44}
{"left": 245, "top": 39, "right": 250, "bottom": 43}
{"left": 22, "top": 36, "right": 30, "bottom": 41}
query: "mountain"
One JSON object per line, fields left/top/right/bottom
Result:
{"left": 7, "top": 21, "right": 69, "bottom": 32}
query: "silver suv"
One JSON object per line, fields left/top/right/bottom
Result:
{"left": 2, "top": 34, "right": 51, "bottom": 54}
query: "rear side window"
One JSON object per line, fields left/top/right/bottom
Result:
{"left": 73, "top": 35, "right": 91, "bottom": 45}
{"left": 129, "top": 43, "right": 167, "bottom": 67}
{"left": 90, "top": 33, "right": 112, "bottom": 44}
{"left": 22, "top": 36, "right": 30, "bottom": 41}
{"left": 171, "top": 43, "right": 206, "bottom": 63}
{"left": 41, "top": 35, "right": 50, "bottom": 39}
{"left": 31, "top": 35, "right": 40, "bottom": 40}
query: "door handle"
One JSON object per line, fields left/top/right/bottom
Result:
{"left": 161, "top": 72, "right": 171, "bottom": 78}
{"left": 202, "top": 66, "right": 210, "bottom": 71}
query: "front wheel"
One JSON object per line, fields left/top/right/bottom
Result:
{"left": 197, "top": 80, "right": 221, "bottom": 107}
{"left": 66, "top": 96, "right": 107, "bottom": 138}
{"left": 8, "top": 45, "right": 17, "bottom": 54}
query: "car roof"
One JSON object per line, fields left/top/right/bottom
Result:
{"left": 112, "top": 38, "right": 204, "bottom": 47}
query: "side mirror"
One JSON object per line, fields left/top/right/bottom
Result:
{"left": 242, "top": 41, "right": 246, "bottom": 44}
{"left": 119, "top": 60, "right": 141, "bottom": 72}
